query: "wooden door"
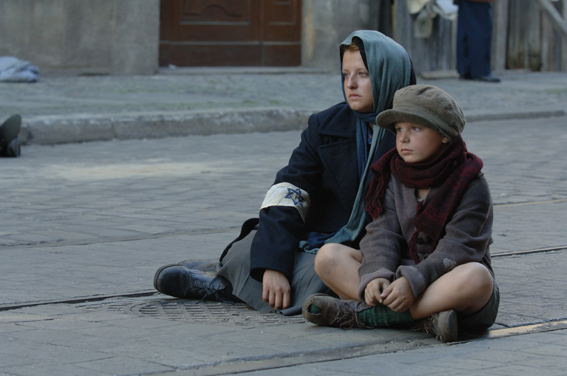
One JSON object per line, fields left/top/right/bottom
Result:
{"left": 159, "top": 0, "right": 302, "bottom": 67}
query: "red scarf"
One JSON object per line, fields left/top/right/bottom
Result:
{"left": 365, "top": 135, "right": 483, "bottom": 264}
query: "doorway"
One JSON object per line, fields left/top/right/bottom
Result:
{"left": 159, "top": 0, "right": 302, "bottom": 67}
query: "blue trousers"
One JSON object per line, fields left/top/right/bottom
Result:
{"left": 457, "top": 1, "right": 493, "bottom": 78}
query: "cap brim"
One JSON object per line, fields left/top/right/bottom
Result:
{"left": 376, "top": 108, "right": 455, "bottom": 139}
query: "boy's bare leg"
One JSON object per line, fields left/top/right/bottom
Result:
{"left": 314, "top": 243, "right": 362, "bottom": 300}
{"left": 409, "top": 262, "right": 494, "bottom": 319}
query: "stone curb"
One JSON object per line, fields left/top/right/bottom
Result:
{"left": 20, "top": 108, "right": 313, "bottom": 145}
{"left": 466, "top": 108, "right": 567, "bottom": 123}
{"left": 18, "top": 107, "right": 566, "bottom": 145}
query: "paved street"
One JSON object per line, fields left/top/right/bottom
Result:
{"left": 0, "top": 111, "right": 566, "bottom": 374}
{"left": 0, "top": 70, "right": 566, "bottom": 375}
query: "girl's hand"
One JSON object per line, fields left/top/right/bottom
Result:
{"left": 262, "top": 269, "right": 291, "bottom": 310}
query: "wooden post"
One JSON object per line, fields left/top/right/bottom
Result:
{"left": 541, "top": 7, "right": 555, "bottom": 71}
{"left": 507, "top": 0, "right": 541, "bottom": 70}
{"left": 563, "top": 0, "right": 567, "bottom": 70}
{"left": 492, "top": 0, "right": 509, "bottom": 72}
{"left": 393, "top": 0, "right": 456, "bottom": 75}
{"left": 539, "top": 0, "right": 567, "bottom": 37}
{"left": 539, "top": 0, "right": 567, "bottom": 71}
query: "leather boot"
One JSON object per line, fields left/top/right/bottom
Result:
{"left": 153, "top": 265, "right": 240, "bottom": 302}
{"left": 177, "top": 259, "right": 220, "bottom": 272}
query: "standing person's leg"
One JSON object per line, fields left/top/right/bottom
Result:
{"left": 466, "top": 1, "right": 493, "bottom": 79}
{"left": 456, "top": 0, "right": 471, "bottom": 78}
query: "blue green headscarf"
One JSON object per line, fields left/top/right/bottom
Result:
{"left": 302, "top": 30, "right": 412, "bottom": 253}
{"left": 340, "top": 30, "right": 412, "bottom": 122}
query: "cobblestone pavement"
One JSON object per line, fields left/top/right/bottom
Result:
{"left": 2, "top": 70, "right": 567, "bottom": 145}
{"left": 2, "top": 70, "right": 567, "bottom": 119}
{"left": 0, "top": 108, "right": 566, "bottom": 375}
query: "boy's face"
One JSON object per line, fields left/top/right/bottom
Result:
{"left": 395, "top": 121, "right": 449, "bottom": 163}
{"left": 342, "top": 49, "right": 374, "bottom": 113}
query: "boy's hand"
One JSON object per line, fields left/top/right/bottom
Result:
{"left": 262, "top": 269, "right": 291, "bottom": 310}
{"left": 364, "top": 278, "right": 391, "bottom": 306}
{"left": 381, "top": 277, "right": 414, "bottom": 312}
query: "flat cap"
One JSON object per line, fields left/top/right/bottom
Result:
{"left": 376, "top": 85, "right": 465, "bottom": 140}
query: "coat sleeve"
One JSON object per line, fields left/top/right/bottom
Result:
{"left": 397, "top": 176, "right": 494, "bottom": 298}
{"left": 357, "top": 177, "right": 406, "bottom": 300}
{"left": 249, "top": 110, "right": 331, "bottom": 282}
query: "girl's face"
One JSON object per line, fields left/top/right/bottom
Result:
{"left": 395, "top": 121, "right": 449, "bottom": 163}
{"left": 342, "top": 49, "right": 374, "bottom": 113}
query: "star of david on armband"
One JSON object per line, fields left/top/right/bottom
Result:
{"left": 260, "top": 182, "right": 311, "bottom": 222}
{"left": 285, "top": 188, "right": 305, "bottom": 207}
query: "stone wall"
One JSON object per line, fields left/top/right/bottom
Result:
{"left": 0, "top": 0, "right": 160, "bottom": 75}
{"left": 302, "top": 0, "right": 379, "bottom": 71}
{"left": 0, "top": 0, "right": 380, "bottom": 75}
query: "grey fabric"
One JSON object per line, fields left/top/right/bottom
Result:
{"left": 217, "top": 229, "right": 331, "bottom": 316}
{"left": 458, "top": 282, "right": 500, "bottom": 331}
{"left": 376, "top": 85, "right": 466, "bottom": 140}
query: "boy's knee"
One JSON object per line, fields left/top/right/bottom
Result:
{"left": 314, "top": 244, "right": 342, "bottom": 275}
{"left": 455, "top": 263, "right": 493, "bottom": 294}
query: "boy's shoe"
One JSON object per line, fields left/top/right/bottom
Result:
{"left": 414, "top": 310, "right": 458, "bottom": 342}
{"left": 302, "top": 293, "right": 374, "bottom": 329}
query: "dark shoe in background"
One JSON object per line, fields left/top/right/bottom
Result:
{"left": 0, "top": 114, "right": 21, "bottom": 157}
{"left": 460, "top": 73, "right": 501, "bottom": 83}
{"left": 473, "top": 74, "right": 501, "bottom": 83}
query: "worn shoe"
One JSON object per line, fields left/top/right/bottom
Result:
{"left": 414, "top": 310, "right": 458, "bottom": 342}
{"left": 302, "top": 293, "right": 374, "bottom": 329}
{"left": 153, "top": 265, "right": 230, "bottom": 301}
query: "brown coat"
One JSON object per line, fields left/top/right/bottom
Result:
{"left": 358, "top": 173, "right": 494, "bottom": 300}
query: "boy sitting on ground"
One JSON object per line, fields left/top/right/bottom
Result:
{"left": 302, "top": 85, "right": 498, "bottom": 342}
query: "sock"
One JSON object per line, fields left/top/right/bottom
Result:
{"left": 356, "top": 305, "right": 415, "bottom": 327}
{"left": 309, "top": 304, "right": 322, "bottom": 314}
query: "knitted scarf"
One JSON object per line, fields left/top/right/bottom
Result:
{"left": 365, "top": 135, "right": 483, "bottom": 264}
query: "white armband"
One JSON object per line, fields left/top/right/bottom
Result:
{"left": 260, "top": 182, "right": 311, "bottom": 222}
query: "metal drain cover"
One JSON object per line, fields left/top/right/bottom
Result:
{"left": 78, "top": 298, "right": 307, "bottom": 327}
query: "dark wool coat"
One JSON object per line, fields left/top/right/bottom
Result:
{"left": 249, "top": 102, "right": 396, "bottom": 282}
